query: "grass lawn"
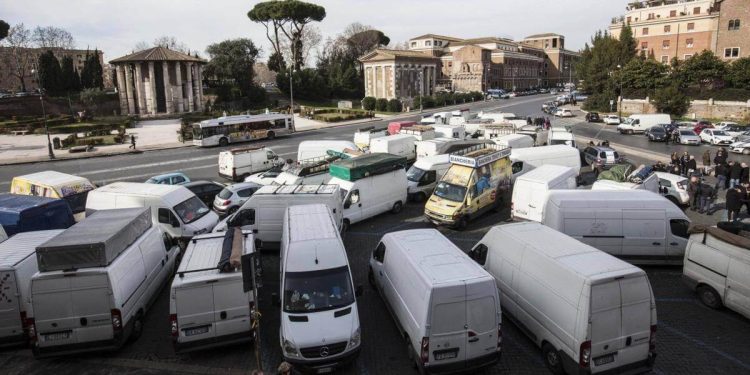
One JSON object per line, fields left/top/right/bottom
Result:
{"left": 315, "top": 113, "right": 363, "bottom": 122}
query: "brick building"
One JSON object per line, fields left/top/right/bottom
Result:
{"left": 0, "top": 47, "right": 106, "bottom": 92}
{"left": 359, "top": 33, "right": 579, "bottom": 100}
{"left": 520, "top": 33, "right": 582, "bottom": 87}
{"left": 609, "top": 0, "right": 750, "bottom": 62}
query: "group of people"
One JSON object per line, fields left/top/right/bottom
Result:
{"left": 527, "top": 116, "right": 552, "bottom": 129}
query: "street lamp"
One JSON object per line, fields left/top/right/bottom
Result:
{"left": 289, "top": 43, "right": 296, "bottom": 132}
{"left": 616, "top": 64, "right": 623, "bottom": 119}
{"left": 30, "top": 66, "right": 55, "bottom": 159}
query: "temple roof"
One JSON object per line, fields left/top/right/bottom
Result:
{"left": 110, "top": 46, "right": 206, "bottom": 64}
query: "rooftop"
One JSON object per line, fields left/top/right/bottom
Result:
{"left": 110, "top": 46, "right": 206, "bottom": 64}
{"left": 524, "top": 33, "right": 564, "bottom": 39}
{"left": 410, "top": 34, "right": 465, "bottom": 42}
{"left": 359, "top": 49, "right": 437, "bottom": 62}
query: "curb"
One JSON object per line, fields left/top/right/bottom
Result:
{"left": 1, "top": 143, "right": 191, "bottom": 166}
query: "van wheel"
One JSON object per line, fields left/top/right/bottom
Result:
{"left": 743, "top": 148, "right": 750, "bottom": 155}
{"left": 131, "top": 314, "right": 144, "bottom": 342}
{"left": 391, "top": 201, "right": 403, "bottom": 214}
{"left": 542, "top": 343, "right": 564, "bottom": 375}
{"left": 697, "top": 285, "right": 723, "bottom": 309}
{"left": 267, "top": 131, "right": 275, "bottom": 140}
{"left": 219, "top": 137, "right": 229, "bottom": 147}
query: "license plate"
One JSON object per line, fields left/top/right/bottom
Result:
{"left": 434, "top": 349, "right": 458, "bottom": 360}
{"left": 594, "top": 354, "right": 615, "bottom": 366}
{"left": 45, "top": 331, "right": 70, "bottom": 341}
{"left": 316, "top": 367, "right": 333, "bottom": 374}
{"left": 184, "top": 326, "right": 210, "bottom": 336}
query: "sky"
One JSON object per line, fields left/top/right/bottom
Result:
{"left": 2, "top": 0, "right": 627, "bottom": 63}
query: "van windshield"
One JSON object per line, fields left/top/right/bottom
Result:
{"left": 406, "top": 166, "right": 426, "bottom": 182}
{"left": 174, "top": 196, "right": 210, "bottom": 224}
{"left": 283, "top": 266, "right": 354, "bottom": 313}
{"left": 433, "top": 181, "right": 467, "bottom": 202}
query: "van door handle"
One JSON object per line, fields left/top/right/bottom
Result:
{"left": 652, "top": 242, "right": 661, "bottom": 246}
{"left": 358, "top": 203, "right": 362, "bottom": 207}
{"left": 626, "top": 336, "right": 632, "bottom": 346}
{"left": 378, "top": 271, "right": 383, "bottom": 276}
{"left": 468, "top": 337, "right": 479, "bottom": 343}
{"left": 670, "top": 242, "right": 678, "bottom": 246}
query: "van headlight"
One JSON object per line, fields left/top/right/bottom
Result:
{"left": 348, "top": 327, "right": 361, "bottom": 349}
{"left": 282, "top": 338, "right": 300, "bottom": 357}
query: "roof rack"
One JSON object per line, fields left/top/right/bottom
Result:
{"left": 228, "top": 145, "right": 266, "bottom": 153}
{"left": 449, "top": 143, "right": 510, "bottom": 167}
{"left": 261, "top": 184, "right": 339, "bottom": 195}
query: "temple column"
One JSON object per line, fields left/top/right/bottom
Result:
{"left": 174, "top": 62, "right": 184, "bottom": 112}
{"left": 116, "top": 65, "right": 128, "bottom": 114}
{"left": 192, "top": 63, "right": 200, "bottom": 111}
{"left": 196, "top": 65, "right": 204, "bottom": 111}
{"left": 163, "top": 62, "right": 173, "bottom": 114}
{"left": 123, "top": 64, "right": 136, "bottom": 114}
{"left": 147, "top": 62, "right": 158, "bottom": 114}
{"left": 134, "top": 63, "right": 146, "bottom": 114}
{"left": 185, "top": 63, "right": 194, "bottom": 112}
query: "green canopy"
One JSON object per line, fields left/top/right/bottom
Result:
{"left": 329, "top": 153, "right": 406, "bottom": 181}
{"left": 597, "top": 164, "right": 633, "bottom": 182}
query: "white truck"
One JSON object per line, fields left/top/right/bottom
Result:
{"left": 415, "top": 138, "right": 490, "bottom": 159}
{"left": 399, "top": 125, "right": 435, "bottom": 141}
{"left": 218, "top": 146, "right": 281, "bottom": 182}
{"left": 353, "top": 127, "right": 387, "bottom": 149}
{"left": 618, "top": 114, "right": 671, "bottom": 134}
{"left": 511, "top": 165, "right": 578, "bottom": 222}
{"left": 369, "top": 134, "right": 417, "bottom": 162}
{"left": 548, "top": 126, "right": 576, "bottom": 147}
{"left": 272, "top": 156, "right": 336, "bottom": 186}
{"left": 297, "top": 140, "right": 358, "bottom": 161}
{"left": 406, "top": 155, "right": 451, "bottom": 202}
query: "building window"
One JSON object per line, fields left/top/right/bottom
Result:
{"left": 725, "top": 47, "right": 740, "bottom": 58}
{"left": 661, "top": 56, "right": 669, "bottom": 63}
{"left": 627, "top": 16, "right": 632, "bottom": 23}
{"left": 552, "top": 39, "right": 557, "bottom": 48}
{"left": 642, "top": 27, "right": 649, "bottom": 35}
{"left": 426, "top": 41, "right": 432, "bottom": 46}
{"left": 663, "top": 40, "right": 670, "bottom": 49}
{"left": 647, "top": 13, "right": 655, "bottom": 20}
{"left": 686, "top": 38, "right": 694, "bottom": 48}
{"left": 664, "top": 25, "right": 671, "bottom": 33}
{"left": 684, "top": 54, "right": 693, "bottom": 59}
{"left": 687, "top": 22, "right": 695, "bottom": 30}
{"left": 693, "top": 7, "right": 700, "bottom": 14}
{"left": 411, "top": 42, "right": 416, "bottom": 47}
{"left": 729, "top": 19, "right": 740, "bottom": 30}
{"left": 670, "top": 10, "right": 676, "bottom": 17}
{"left": 641, "top": 42, "right": 648, "bottom": 51}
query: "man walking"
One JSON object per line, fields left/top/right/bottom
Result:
{"left": 698, "top": 183, "right": 714, "bottom": 214}
{"left": 129, "top": 134, "right": 137, "bottom": 150}
{"left": 727, "top": 186, "right": 742, "bottom": 222}
{"left": 714, "top": 162, "right": 727, "bottom": 191}
{"left": 687, "top": 176, "right": 701, "bottom": 211}
{"left": 686, "top": 155, "right": 697, "bottom": 176}
{"left": 702, "top": 150, "right": 711, "bottom": 174}
{"left": 729, "top": 161, "right": 742, "bottom": 188}
{"left": 680, "top": 152, "right": 690, "bottom": 176}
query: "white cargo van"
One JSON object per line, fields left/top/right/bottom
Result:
{"left": 30, "top": 209, "right": 179, "bottom": 358}
{"left": 548, "top": 126, "right": 577, "bottom": 147}
{"left": 213, "top": 184, "right": 343, "bottom": 249}
{"left": 511, "top": 165, "right": 577, "bottom": 222}
{"left": 682, "top": 224, "right": 750, "bottom": 319}
{"left": 353, "top": 127, "right": 387, "bottom": 149}
{"left": 218, "top": 146, "right": 280, "bottom": 182}
{"left": 493, "top": 134, "right": 534, "bottom": 149}
{"left": 470, "top": 222, "right": 657, "bottom": 375}
{"left": 297, "top": 140, "right": 358, "bottom": 161}
{"left": 415, "top": 138, "right": 489, "bottom": 159}
{"left": 331, "top": 168, "right": 407, "bottom": 230}
{"left": 617, "top": 114, "right": 671, "bottom": 134}
{"left": 86, "top": 182, "right": 219, "bottom": 245}
{"left": 399, "top": 125, "right": 435, "bottom": 141}
{"left": 509, "top": 145, "right": 582, "bottom": 181}
{"left": 0, "top": 226, "right": 7, "bottom": 243}
{"left": 278, "top": 204, "right": 361, "bottom": 373}
{"left": 170, "top": 231, "right": 257, "bottom": 353}
{"left": 406, "top": 155, "right": 450, "bottom": 202}
{"left": 543, "top": 190, "right": 691, "bottom": 265}
{"left": 0, "top": 230, "right": 62, "bottom": 347}
{"left": 369, "top": 134, "right": 417, "bottom": 162}
{"left": 432, "top": 124, "right": 465, "bottom": 139}
{"left": 370, "top": 229, "right": 501, "bottom": 373}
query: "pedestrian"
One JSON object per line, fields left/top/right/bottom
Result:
{"left": 129, "top": 134, "right": 136, "bottom": 150}
{"left": 714, "top": 162, "right": 727, "bottom": 191}
{"left": 724, "top": 160, "right": 732, "bottom": 189}
{"left": 686, "top": 155, "right": 697, "bottom": 176}
{"left": 714, "top": 148, "right": 726, "bottom": 165}
{"left": 742, "top": 162, "right": 750, "bottom": 184}
{"left": 664, "top": 130, "right": 670, "bottom": 145}
{"left": 527, "top": 116, "right": 533, "bottom": 126}
{"left": 670, "top": 152, "right": 680, "bottom": 168}
{"left": 729, "top": 160, "right": 742, "bottom": 188}
{"left": 742, "top": 182, "right": 750, "bottom": 216}
{"left": 277, "top": 361, "right": 292, "bottom": 375}
{"left": 726, "top": 186, "right": 742, "bottom": 221}
{"left": 680, "top": 152, "right": 690, "bottom": 176}
{"left": 602, "top": 139, "right": 610, "bottom": 147}
{"left": 702, "top": 149, "right": 711, "bottom": 174}
{"left": 687, "top": 176, "right": 701, "bottom": 211}
{"left": 698, "top": 183, "right": 714, "bottom": 214}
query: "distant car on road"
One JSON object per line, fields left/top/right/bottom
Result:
{"left": 585, "top": 112, "right": 601, "bottom": 122}
{"left": 212, "top": 182, "right": 262, "bottom": 216}
{"left": 603, "top": 115, "right": 621, "bottom": 125}
{"left": 645, "top": 126, "right": 668, "bottom": 142}
{"left": 693, "top": 121, "right": 714, "bottom": 135}
{"left": 145, "top": 172, "right": 190, "bottom": 185}
{"left": 555, "top": 108, "right": 575, "bottom": 117}
{"left": 582, "top": 145, "right": 624, "bottom": 173}
{"left": 715, "top": 123, "right": 746, "bottom": 139}
{"left": 700, "top": 129, "right": 734, "bottom": 145}
{"left": 729, "top": 140, "right": 750, "bottom": 155}
{"left": 676, "top": 129, "right": 701, "bottom": 145}
{"left": 183, "top": 180, "right": 225, "bottom": 207}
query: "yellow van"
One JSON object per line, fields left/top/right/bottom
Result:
{"left": 424, "top": 144, "right": 511, "bottom": 230}
{"left": 10, "top": 171, "right": 96, "bottom": 221}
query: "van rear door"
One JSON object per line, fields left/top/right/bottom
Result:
{"left": 430, "top": 283, "right": 467, "bottom": 367}
{"left": 0, "top": 270, "right": 22, "bottom": 339}
{"left": 590, "top": 275, "right": 652, "bottom": 372}
{"left": 465, "top": 280, "right": 498, "bottom": 361}
{"left": 514, "top": 181, "right": 547, "bottom": 222}
{"left": 175, "top": 284, "right": 216, "bottom": 343}
{"left": 213, "top": 278, "right": 251, "bottom": 337}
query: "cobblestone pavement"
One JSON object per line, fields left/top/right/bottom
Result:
{"left": 1, "top": 201, "right": 749, "bottom": 375}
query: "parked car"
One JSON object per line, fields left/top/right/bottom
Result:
{"left": 213, "top": 182, "right": 262, "bottom": 216}
{"left": 585, "top": 112, "right": 601, "bottom": 122}
{"left": 244, "top": 165, "right": 284, "bottom": 185}
{"left": 676, "top": 129, "right": 701, "bottom": 145}
{"left": 554, "top": 108, "right": 574, "bottom": 117}
{"left": 734, "top": 129, "right": 750, "bottom": 142}
{"left": 693, "top": 121, "right": 714, "bottom": 135}
{"left": 700, "top": 129, "right": 734, "bottom": 145}
{"left": 715, "top": 123, "right": 746, "bottom": 139}
{"left": 582, "top": 145, "right": 624, "bottom": 173}
{"left": 645, "top": 126, "right": 668, "bottom": 142}
{"left": 655, "top": 171, "right": 690, "bottom": 206}
{"left": 183, "top": 180, "right": 225, "bottom": 207}
{"left": 145, "top": 172, "right": 190, "bottom": 185}
{"left": 603, "top": 115, "right": 621, "bottom": 125}
{"left": 729, "top": 139, "right": 750, "bottom": 155}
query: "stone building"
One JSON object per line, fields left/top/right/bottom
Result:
{"left": 109, "top": 46, "right": 206, "bottom": 116}
{"left": 358, "top": 49, "right": 439, "bottom": 100}
{"left": 0, "top": 47, "right": 105, "bottom": 92}
{"left": 520, "top": 33, "right": 581, "bottom": 87}
{"left": 609, "top": 0, "right": 750, "bottom": 62}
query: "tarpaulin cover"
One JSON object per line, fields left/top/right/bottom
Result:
{"left": 597, "top": 164, "right": 633, "bottom": 182}
{"left": 36, "top": 207, "right": 152, "bottom": 271}
{"left": 329, "top": 153, "right": 406, "bottom": 181}
{"left": 689, "top": 223, "right": 750, "bottom": 251}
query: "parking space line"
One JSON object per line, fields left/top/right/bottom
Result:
{"left": 660, "top": 323, "right": 750, "bottom": 371}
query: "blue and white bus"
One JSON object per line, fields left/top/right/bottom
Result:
{"left": 192, "top": 113, "right": 293, "bottom": 147}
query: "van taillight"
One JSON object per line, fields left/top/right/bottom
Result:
{"left": 649, "top": 325, "right": 657, "bottom": 353}
{"left": 170, "top": 314, "right": 178, "bottom": 338}
{"left": 111, "top": 309, "right": 123, "bottom": 333}
{"left": 27, "top": 317, "right": 37, "bottom": 342}
{"left": 579, "top": 340, "right": 591, "bottom": 368}
{"left": 420, "top": 337, "right": 430, "bottom": 364}
{"left": 497, "top": 325, "right": 502, "bottom": 350}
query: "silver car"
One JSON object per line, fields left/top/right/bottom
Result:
{"left": 212, "top": 182, "right": 262, "bottom": 216}
{"left": 676, "top": 129, "right": 700, "bottom": 145}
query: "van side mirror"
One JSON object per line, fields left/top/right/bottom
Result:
{"left": 355, "top": 285, "right": 364, "bottom": 297}
{"left": 344, "top": 201, "right": 351, "bottom": 209}
{"left": 272, "top": 293, "right": 281, "bottom": 306}
{"left": 170, "top": 215, "right": 180, "bottom": 228}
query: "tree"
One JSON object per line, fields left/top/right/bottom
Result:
{"left": 616, "top": 24, "right": 637, "bottom": 66}
{"left": 653, "top": 85, "right": 690, "bottom": 117}
{"left": 386, "top": 99, "right": 402, "bottom": 112}
{"left": 673, "top": 50, "right": 727, "bottom": 89}
{"left": 152, "top": 36, "right": 190, "bottom": 54}
{"left": 276, "top": 68, "right": 329, "bottom": 99}
{"left": 281, "top": 25, "right": 321, "bottom": 68}
{"left": 205, "top": 38, "right": 261, "bottom": 97}
{"left": 248, "top": 1, "right": 287, "bottom": 72}
{"left": 361, "top": 96, "right": 376, "bottom": 110}
{"left": 133, "top": 40, "right": 151, "bottom": 52}
{"left": 80, "top": 50, "right": 103, "bottom": 89}
{"left": 577, "top": 31, "right": 623, "bottom": 111}
{"left": 2, "top": 23, "right": 34, "bottom": 92}
{"left": 32, "top": 26, "right": 75, "bottom": 49}
{"left": 60, "top": 56, "right": 81, "bottom": 92}
{"left": 274, "top": 0, "right": 326, "bottom": 71}
{"left": 727, "top": 57, "right": 750, "bottom": 90}
{"left": 0, "top": 20, "right": 9, "bottom": 41}
{"left": 37, "top": 50, "right": 63, "bottom": 95}
{"left": 619, "top": 57, "right": 669, "bottom": 97}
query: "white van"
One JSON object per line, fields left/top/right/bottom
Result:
{"left": 0, "top": 226, "right": 7, "bottom": 243}
{"left": 399, "top": 125, "right": 436, "bottom": 141}
{"left": 618, "top": 114, "right": 671, "bottom": 134}
{"left": 509, "top": 145, "right": 582, "bottom": 181}
{"left": 86, "top": 182, "right": 219, "bottom": 245}
{"left": 0, "top": 230, "right": 62, "bottom": 347}
{"left": 683, "top": 224, "right": 750, "bottom": 319}
{"left": 470, "top": 222, "right": 657, "bottom": 375}
{"left": 331, "top": 168, "right": 407, "bottom": 230}
{"left": 272, "top": 161, "right": 333, "bottom": 186}
{"left": 370, "top": 229, "right": 501, "bottom": 373}
{"left": 218, "top": 146, "right": 280, "bottom": 182}
{"left": 406, "top": 155, "right": 450, "bottom": 202}
{"left": 511, "top": 165, "right": 578, "bottom": 222}
{"left": 353, "top": 127, "right": 387, "bottom": 149}
{"left": 297, "top": 140, "right": 358, "bottom": 161}
{"left": 543, "top": 190, "right": 691, "bottom": 265}
{"left": 170, "top": 231, "right": 257, "bottom": 353}
{"left": 432, "top": 124, "right": 465, "bottom": 139}
{"left": 548, "top": 126, "right": 577, "bottom": 147}
{"left": 493, "top": 134, "right": 534, "bottom": 149}
{"left": 213, "top": 184, "right": 343, "bottom": 249}
{"left": 278, "top": 204, "right": 361, "bottom": 373}
{"left": 369, "top": 134, "right": 417, "bottom": 162}
{"left": 30, "top": 209, "right": 179, "bottom": 358}
{"left": 415, "top": 138, "right": 489, "bottom": 159}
